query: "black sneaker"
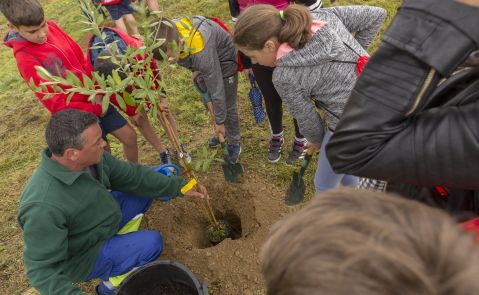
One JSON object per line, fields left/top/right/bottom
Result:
{"left": 286, "top": 140, "right": 306, "bottom": 165}
{"left": 208, "top": 136, "right": 220, "bottom": 148}
{"left": 227, "top": 143, "right": 241, "bottom": 164}
{"left": 268, "top": 136, "right": 284, "bottom": 163}
{"left": 160, "top": 150, "right": 171, "bottom": 165}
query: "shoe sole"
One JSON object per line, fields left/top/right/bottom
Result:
{"left": 268, "top": 154, "right": 281, "bottom": 163}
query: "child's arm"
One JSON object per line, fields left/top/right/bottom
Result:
{"left": 273, "top": 75, "right": 325, "bottom": 146}
{"left": 327, "top": 6, "right": 387, "bottom": 50}
{"left": 192, "top": 49, "right": 228, "bottom": 125}
{"left": 16, "top": 56, "right": 103, "bottom": 116}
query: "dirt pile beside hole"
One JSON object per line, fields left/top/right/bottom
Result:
{"left": 145, "top": 172, "right": 293, "bottom": 294}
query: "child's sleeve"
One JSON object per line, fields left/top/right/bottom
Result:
{"left": 329, "top": 6, "right": 387, "bottom": 50}
{"left": 193, "top": 48, "right": 227, "bottom": 125}
{"left": 49, "top": 21, "right": 93, "bottom": 72}
{"left": 16, "top": 55, "right": 103, "bottom": 116}
{"left": 273, "top": 72, "right": 325, "bottom": 146}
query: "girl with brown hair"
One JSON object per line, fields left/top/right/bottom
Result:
{"left": 233, "top": 4, "right": 386, "bottom": 194}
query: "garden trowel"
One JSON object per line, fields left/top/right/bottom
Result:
{"left": 285, "top": 147, "right": 317, "bottom": 205}
{"left": 218, "top": 133, "right": 243, "bottom": 183}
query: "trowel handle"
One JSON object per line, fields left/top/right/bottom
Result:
{"left": 299, "top": 147, "right": 317, "bottom": 175}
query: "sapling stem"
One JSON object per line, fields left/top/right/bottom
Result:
{"left": 157, "top": 104, "right": 220, "bottom": 228}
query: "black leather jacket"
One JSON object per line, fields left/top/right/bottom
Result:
{"left": 326, "top": 0, "right": 479, "bottom": 191}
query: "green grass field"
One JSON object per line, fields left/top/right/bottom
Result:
{"left": 0, "top": 0, "right": 401, "bottom": 293}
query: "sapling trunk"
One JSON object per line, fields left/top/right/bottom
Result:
{"left": 157, "top": 105, "right": 220, "bottom": 229}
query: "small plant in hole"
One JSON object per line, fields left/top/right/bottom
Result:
{"left": 206, "top": 220, "right": 232, "bottom": 244}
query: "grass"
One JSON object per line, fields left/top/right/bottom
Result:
{"left": 0, "top": 0, "right": 401, "bottom": 293}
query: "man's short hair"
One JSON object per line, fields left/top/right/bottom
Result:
{"left": 151, "top": 18, "right": 179, "bottom": 61}
{"left": 261, "top": 188, "right": 479, "bottom": 295}
{"left": 45, "top": 109, "right": 99, "bottom": 156}
{"left": 0, "top": 0, "right": 44, "bottom": 27}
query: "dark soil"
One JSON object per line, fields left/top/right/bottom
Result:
{"left": 145, "top": 280, "right": 197, "bottom": 295}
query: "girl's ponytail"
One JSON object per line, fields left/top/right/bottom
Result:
{"left": 234, "top": 4, "right": 312, "bottom": 51}
{"left": 279, "top": 5, "right": 312, "bottom": 50}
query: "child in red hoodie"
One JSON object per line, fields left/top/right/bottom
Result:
{"left": 87, "top": 26, "right": 191, "bottom": 164}
{"left": 1, "top": 0, "right": 140, "bottom": 163}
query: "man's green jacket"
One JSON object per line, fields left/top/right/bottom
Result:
{"left": 18, "top": 149, "right": 187, "bottom": 294}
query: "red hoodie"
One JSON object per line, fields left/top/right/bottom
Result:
{"left": 3, "top": 20, "right": 102, "bottom": 116}
{"left": 86, "top": 27, "right": 161, "bottom": 117}
{"left": 462, "top": 217, "right": 479, "bottom": 243}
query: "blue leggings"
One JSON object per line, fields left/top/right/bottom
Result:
{"left": 85, "top": 191, "right": 161, "bottom": 282}
{"left": 314, "top": 130, "right": 358, "bottom": 193}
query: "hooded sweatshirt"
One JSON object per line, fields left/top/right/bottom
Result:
{"left": 238, "top": 0, "right": 289, "bottom": 11}
{"left": 3, "top": 20, "right": 102, "bottom": 116}
{"left": 175, "top": 16, "right": 238, "bottom": 125}
{"left": 273, "top": 6, "right": 386, "bottom": 145}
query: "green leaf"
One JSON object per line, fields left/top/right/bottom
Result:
{"left": 82, "top": 74, "right": 94, "bottom": 89}
{"left": 28, "top": 78, "right": 38, "bottom": 91}
{"left": 203, "top": 160, "right": 211, "bottom": 172}
{"left": 65, "top": 71, "right": 82, "bottom": 87}
{"left": 116, "top": 94, "right": 127, "bottom": 111}
{"left": 40, "top": 84, "right": 49, "bottom": 93}
{"left": 66, "top": 92, "right": 75, "bottom": 105}
{"left": 123, "top": 91, "right": 136, "bottom": 106}
{"left": 92, "top": 71, "right": 107, "bottom": 89}
{"left": 194, "top": 161, "right": 202, "bottom": 172}
{"left": 101, "top": 94, "right": 110, "bottom": 114}
{"left": 35, "top": 66, "right": 52, "bottom": 80}
{"left": 87, "top": 93, "right": 96, "bottom": 103}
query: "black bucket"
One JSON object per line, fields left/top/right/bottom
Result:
{"left": 116, "top": 260, "right": 208, "bottom": 295}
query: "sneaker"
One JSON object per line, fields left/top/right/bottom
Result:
{"left": 160, "top": 150, "right": 171, "bottom": 165}
{"left": 227, "top": 143, "right": 241, "bottom": 164}
{"left": 96, "top": 282, "right": 116, "bottom": 295}
{"left": 208, "top": 136, "right": 220, "bottom": 148}
{"left": 286, "top": 140, "right": 307, "bottom": 165}
{"left": 268, "top": 136, "right": 284, "bottom": 163}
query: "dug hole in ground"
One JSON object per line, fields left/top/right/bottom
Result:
{"left": 143, "top": 170, "right": 293, "bottom": 294}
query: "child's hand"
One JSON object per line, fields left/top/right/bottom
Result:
{"left": 159, "top": 98, "right": 169, "bottom": 115}
{"left": 215, "top": 123, "right": 226, "bottom": 140}
{"left": 184, "top": 184, "right": 208, "bottom": 199}
{"left": 242, "top": 68, "right": 253, "bottom": 81}
{"left": 191, "top": 71, "right": 200, "bottom": 82}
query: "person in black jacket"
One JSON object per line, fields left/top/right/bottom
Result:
{"left": 326, "top": 0, "right": 479, "bottom": 217}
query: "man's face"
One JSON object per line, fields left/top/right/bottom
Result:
{"left": 75, "top": 124, "right": 107, "bottom": 167}
{"left": 10, "top": 20, "right": 49, "bottom": 44}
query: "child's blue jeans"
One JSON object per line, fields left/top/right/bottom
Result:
{"left": 314, "top": 130, "right": 358, "bottom": 193}
{"left": 85, "top": 191, "right": 162, "bottom": 287}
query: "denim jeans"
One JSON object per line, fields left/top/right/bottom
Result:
{"left": 314, "top": 130, "right": 358, "bottom": 193}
